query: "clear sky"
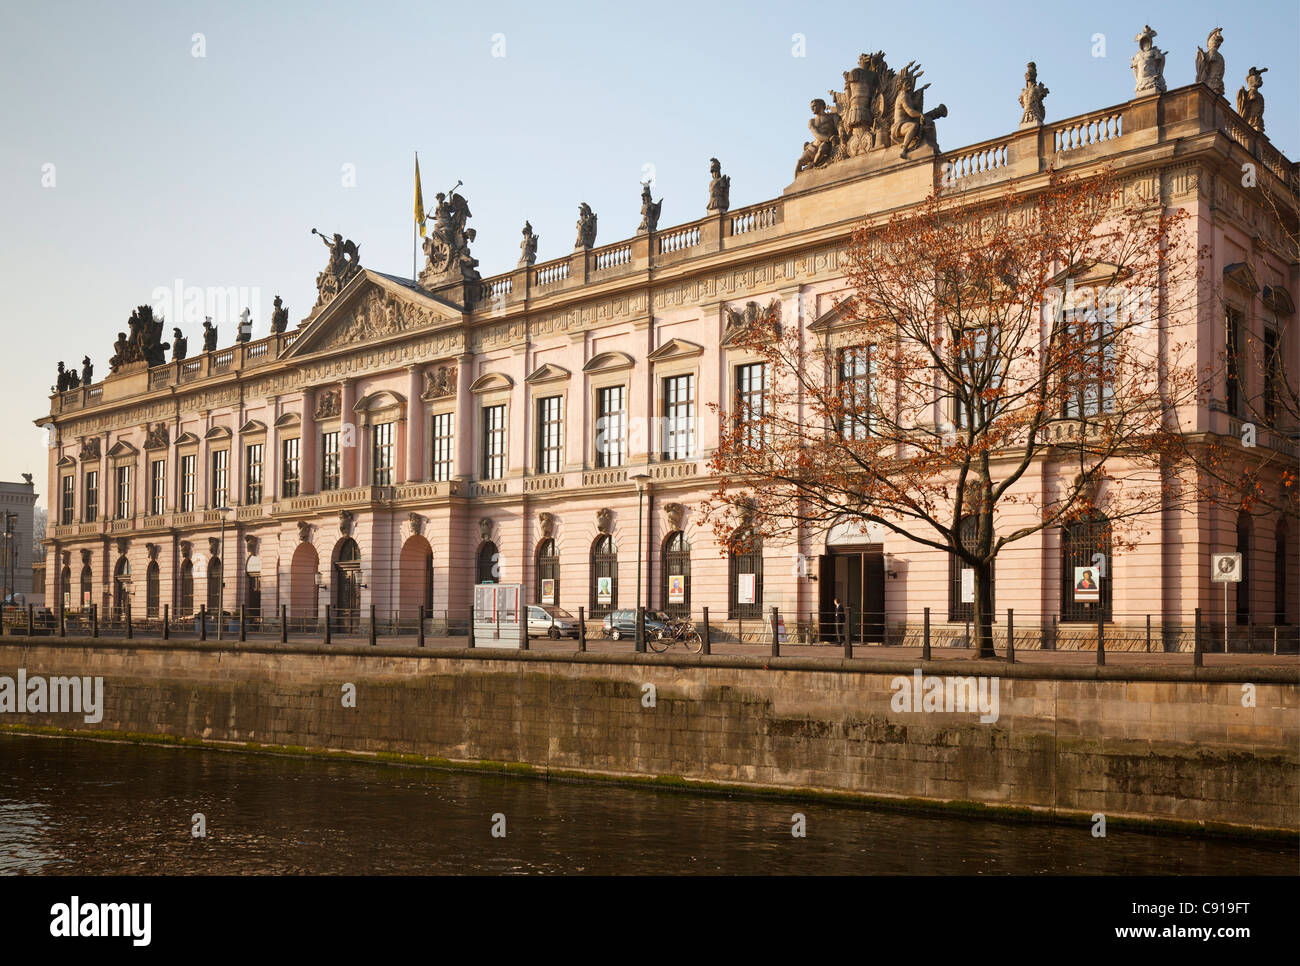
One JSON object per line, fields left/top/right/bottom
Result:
{"left": 2, "top": 0, "right": 1296, "bottom": 488}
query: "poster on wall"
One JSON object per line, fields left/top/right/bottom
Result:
{"left": 738, "top": 573, "right": 756, "bottom": 605}
{"left": 960, "top": 568, "right": 974, "bottom": 604}
{"left": 597, "top": 576, "right": 613, "bottom": 604}
{"left": 82, "top": 591, "right": 91, "bottom": 607}
{"left": 668, "top": 574, "right": 685, "bottom": 603}
{"left": 541, "top": 578, "right": 555, "bottom": 605}
{"left": 1073, "top": 567, "right": 1100, "bottom": 603}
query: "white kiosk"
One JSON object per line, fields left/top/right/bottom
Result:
{"left": 473, "top": 583, "right": 525, "bottom": 648}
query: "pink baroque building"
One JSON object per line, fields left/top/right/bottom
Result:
{"left": 38, "top": 60, "right": 1298, "bottom": 647}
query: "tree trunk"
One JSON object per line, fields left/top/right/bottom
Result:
{"left": 973, "top": 560, "right": 996, "bottom": 658}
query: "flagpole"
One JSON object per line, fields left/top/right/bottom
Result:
{"left": 413, "top": 152, "right": 418, "bottom": 281}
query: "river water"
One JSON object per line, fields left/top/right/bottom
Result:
{"left": 0, "top": 734, "right": 1293, "bottom": 875}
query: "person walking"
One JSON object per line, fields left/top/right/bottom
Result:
{"left": 832, "top": 595, "right": 846, "bottom": 646}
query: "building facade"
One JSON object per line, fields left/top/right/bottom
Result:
{"left": 38, "top": 47, "right": 1298, "bottom": 643}
{"left": 0, "top": 478, "right": 38, "bottom": 602}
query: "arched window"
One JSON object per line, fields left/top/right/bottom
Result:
{"left": 333, "top": 538, "right": 361, "bottom": 630}
{"left": 180, "top": 559, "right": 194, "bottom": 616}
{"left": 476, "top": 541, "right": 499, "bottom": 584}
{"left": 1236, "top": 510, "right": 1251, "bottom": 625}
{"left": 207, "top": 556, "right": 223, "bottom": 615}
{"left": 60, "top": 566, "right": 70, "bottom": 608}
{"left": 1061, "top": 513, "right": 1112, "bottom": 623}
{"left": 590, "top": 535, "right": 617, "bottom": 617}
{"left": 113, "top": 557, "right": 130, "bottom": 619}
{"left": 948, "top": 518, "right": 995, "bottom": 622}
{"left": 535, "top": 539, "right": 559, "bottom": 605}
{"left": 146, "top": 561, "right": 160, "bottom": 618}
{"left": 79, "top": 565, "right": 92, "bottom": 611}
{"left": 661, "top": 531, "right": 691, "bottom": 619}
{"left": 1276, "top": 523, "right": 1289, "bottom": 626}
{"left": 728, "top": 537, "right": 762, "bottom": 620}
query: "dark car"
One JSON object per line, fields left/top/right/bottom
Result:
{"left": 601, "top": 609, "right": 672, "bottom": 641}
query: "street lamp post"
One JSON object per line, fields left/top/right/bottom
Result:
{"left": 632, "top": 473, "right": 651, "bottom": 647}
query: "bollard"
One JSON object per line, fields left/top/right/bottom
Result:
{"left": 769, "top": 606, "right": 780, "bottom": 658}
{"left": 843, "top": 605, "right": 853, "bottom": 659}
{"left": 1145, "top": 613, "right": 1151, "bottom": 653}
{"left": 922, "top": 607, "right": 931, "bottom": 662}
{"left": 280, "top": 604, "right": 288, "bottom": 644}
{"left": 418, "top": 605, "right": 425, "bottom": 647}
{"left": 162, "top": 604, "right": 169, "bottom": 640}
{"left": 324, "top": 604, "right": 331, "bottom": 645}
{"left": 1273, "top": 625, "right": 1278, "bottom": 657}
{"left": 199, "top": 605, "right": 207, "bottom": 641}
{"left": 1006, "top": 608, "right": 1014, "bottom": 664}
{"left": 125, "top": 600, "right": 132, "bottom": 639}
{"left": 1049, "top": 614, "right": 1057, "bottom": 651}
{"left": 26, "top": 603, "right": 32, "bottom": 637}
{"left": 701, "top": 606, "right": 711, "bottom": 656}
{"left": 520, "top": 607, "right": 529, "bottom": 652}
{"left": 1193, "top": 607, "right": 1202, "bottom": 666}
{"left": 1096, "top": 603, "right": 1104, "bottom": 665}
{"left": 636, "top": 606, "right": 646, "bottom": 653}
{"left": 91, "top": 604, "right": 98, "bottom": 639}
{"left": 578, "top": 606, "right": 586, "bottom": 652}
{"left": 468, "top": 608, "right": 475, "bottom": 648}
{"left": 59, "top": 600, "right": 65, "bottom": 638}
{"left": 369, "top": 604, "right": 377, "bottom": 646}
{"left": 239, "top": 605, "right": 247, "bottom": 642}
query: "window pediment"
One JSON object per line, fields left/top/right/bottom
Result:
{"left": 56, "top": 455, "right": 76, "bottom": 468}
{"left": 1262, "top": 285, "right": 1294, "bottom": 316}
{"left": 274, "top": 412, "right": 302, "bottom": 429}
{"left": 238, "top": 419, "right": 267, "bottom": 436}
{"left": 174, "top": 431, "right": 200, "bottom": 448}
{"left": 1223, "top": 262, "right": 1259, "bottom": 295}
{"left": 469, "top": 372, "right": 514, "bottom": 393}
{"left": 647, "top": 338, "right": 703, "bottom": 362}
{"left": 583, "top": 351, "right": 635, "bottom": 373}
{"left": 204, "top": 424, "right": 232, "bottom": 440}
{"left": 1047, "top": 260, "right": 1132, "bottom": 289}
{"left": 525, "top": 363, "right": 571, "bottom": 385}
{"left": 107, "top": 440, "right": 137, "bottom": 460}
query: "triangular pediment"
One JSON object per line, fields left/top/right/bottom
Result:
{"left": 525, "top": 363, "right": 571, "bottom": 385}
{"left": 809, "top": 296, "right": 861, "bottom": 331}
{"left": 107, "top": 440, "right": 137, "bottom": 459}
{"left": 282, "top": 271, "right": 462, "bottom": 359}
{"left": 175, "top": 432, "right": 200, "bottom": 447}
{"left": 56, "top": 455, "right": 76, "bottom": 468}
{"left": 238, "top": 419, "right": 267, "bottom": 436}
{"left": 1047, "top": 260, "right": 1131, "bottom": 288}
{"left": 1223, "top": 263, "right": 1259, "bottom": 295}
{"left": 647, "top": 338, "right": 704, "bottom": 362}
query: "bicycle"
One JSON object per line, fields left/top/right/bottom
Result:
{"left": 648, "top": 617, "right": 703, "bottom": 654}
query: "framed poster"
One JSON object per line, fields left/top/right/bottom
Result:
{"left": 1210, "top": 552, "right": 1243, "bottom": 582}
{"left": 668, "top": 574, "right": 685, "bottom": 603}
{"left": 960, "top": 568, "right": 974, "bottom": 604}
{"left": 597, "top": 576, "right": 613, "bottom": 604}
{"left": 1073, "top": 567, "right": 1100, "bottom": 603}
{"left": 738, "top": 572, "right": 756, "bottom": 605}
{"left": 541, "top": 578, "right": 555, "bottom": 605}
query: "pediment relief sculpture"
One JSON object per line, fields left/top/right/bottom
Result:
{"left": 421, "top": 365, "right": 458, "bottom": 401}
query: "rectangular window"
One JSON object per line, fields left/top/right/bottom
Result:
{"left": 1061, "top": 306, "right": 1114, "bottom": 420}
{"left": 596, "top": 386, "right": 626, "bottom": 468}
{"left": 210, "top": 449, "right": 228, "bottom": 509}
{"left": 150, "top": 459, "right": 166, "bottom": 515}
{"left": 60, "top": 475, "right": 74, "bottom": 525}
{"left": 662, "top": 374, "right": 696, "bottom": 461}
{"left": 245, "top": 443, "right": 264, "bottom": 503}
{"left": 372, "top": 422, "right": 394, "bottom": 486}
{"left": 282, "top": 438, "right": 300, "bottom": 497}
{"left": 179, "top": 454, "right": 196, "bottom": 512}
{"left": 482, "top": 405, "right": 506, "bottom": 480}
{"left": 431, "top": 413, "right": 454, "bottom": 482}
{"left": 1263, "top": 328, "right": 1279, "bottom": 426}
{"left": 838, "top": 346, "right": 872, "bottom": 440}
{"left": 536, "top": 396, "right": 563, "bottom": 475}
{"left": 115, "top": 465, "right": 132, "bottom": 520}
{"left": 320, "top": 433, "right": 339, "bottom": 491}
{"left": 83, "top": 471, "right": 98, "bottom": 523}
{"left": 735, "top": 362, "right": 769, "bottom": 449}
{"left": 1226, "top": 307, "right": 1243, "bottom": 418}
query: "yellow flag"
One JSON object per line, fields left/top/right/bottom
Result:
{"left": 414, "top": 153, "right": 426, "bottom": 238}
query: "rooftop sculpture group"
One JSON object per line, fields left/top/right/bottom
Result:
{"left": 420, "top": 184, "right": 480, "bottom": 285}
{"left": 311, "top": 228, "right": 361, "bottom": 308}
{"left": 108, "top": 304, "right": 170, "bottom": 373}
{"left": 796, "top": 51, "right": 948, "bottom": 176}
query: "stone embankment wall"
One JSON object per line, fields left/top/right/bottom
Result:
{"left": 1, "top": 638, "right": 1295, "bottom": 833}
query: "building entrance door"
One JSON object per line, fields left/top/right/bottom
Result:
{"left": 818, "top": 545, "right": 884, "bottom": 643}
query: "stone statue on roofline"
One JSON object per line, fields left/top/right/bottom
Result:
{"left": 1236, "top": 66, "right": 1268, "bottom": 133}
{"left": 1131, "top": 25, "right": 1167, "bottom": 96}
{"left": 420, "top": 182, "right": 480, "bottom": 286}
{"left": 202, "top": 317, "right": 217, "bottom": 353}
{"left": 1195, "top": 27, "right": 1225, "bottom": 96}
{"left": 172, "top": 328, "right": 187, "bottom": 361}
{"left": 518, "top": 221, "right": 538, "bottom": 267}
{"left": 1019, "top": 62, "right": 1049, "bottom": 127}
{"left": 270, "top": 295, "right": 289, "bottom": 334}
{"left": 706, "top": 158, "right": 730, "bottom": 213}
{"left": 638, "top": 182, "right": 662, "bottom": 233}
{"left": 574, "top": 202, "right": 597, "bottom": 249}
{"left": 311, "top": 228, "right": 361, "bottom": 308}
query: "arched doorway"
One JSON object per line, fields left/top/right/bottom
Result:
{"left": 146, "top": 561, "right": 160, "bottom": 618}
{"left": 59, "top": 565, "right": 71, "bottom": 610}
{"left": 79, "top": 564, "right": 92, "bottom": 611}
{"left": 206, "top": 556, "right": 223, "bottom": 617}
{"left": 661, "top": 531, "right": 690, "bottom": 619}
{"left": 245, "top": 555, "right": 262, "bottom": 624}
{"left": 400, "top": 535, "right": 433, "bottom": 617}
{"left": 333, "top": 538, "right": 361, "bottom": 633}
{"left": 535, "top": 539, "right": 558, "bottom": 605}
{"left": 179, "top": 559, "right": 194, "bottom": 616}
{"left": 590, "top": 535, "right": 617, "bottom": 617}
{"left": 1236, "top": 510, "right": 1252, "bottom": 626}
{"left": 476, "top": 541, "right": 499, "bottom": 584}
{"left": 113, "top": 557, "right": 130, "bottom": 621}
{"left": 289, "top": 542, "right": 320, "bottom": 620}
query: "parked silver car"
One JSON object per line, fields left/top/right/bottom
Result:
{"left": 527, "top": 604, "right": 580, "bottom": 639}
